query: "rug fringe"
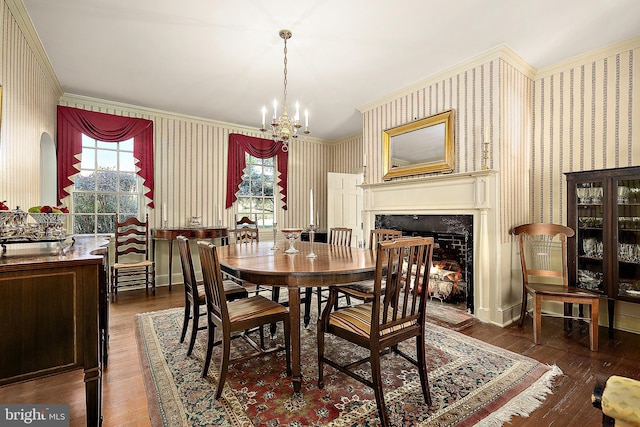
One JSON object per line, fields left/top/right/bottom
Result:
{"left": 473, "top": 364, "right": 563, "bottom": 427}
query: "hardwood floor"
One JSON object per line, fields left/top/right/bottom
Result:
{"left": 1, "top": 285, "right": 638, "bottom": 426}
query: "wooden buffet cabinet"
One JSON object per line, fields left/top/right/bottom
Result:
{"left": 0, "top": 235, "right": 110, "bottom": 426}
{"left": 566, "top": 166, "right": 640, "bottom": 336}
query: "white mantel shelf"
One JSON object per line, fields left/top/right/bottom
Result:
{"left": 361, "top": 169, "right": 499, "bottom": 189}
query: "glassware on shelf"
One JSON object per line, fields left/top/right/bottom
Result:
{"left": 577, "top": 185, "right": 590, "bottom": 204}
{"left": 590, "top": 186, "right": 604, "bottom": 204}
{"left": 618, "top": 186, "right": 630, "bottom": 204}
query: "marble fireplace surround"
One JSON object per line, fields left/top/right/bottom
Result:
{"left": 362, "top": 170, "right": 516, "bottom": 326}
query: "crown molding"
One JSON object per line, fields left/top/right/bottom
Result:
{"left": 535, "top": 35, "right": 640, "bottom": 79}
{"left": 60, "top": 93, "right": 331, "bottom": 145}
{"left": 6, "top": 0, "right": 63, "bottom": 95}
{"left": 358, "top": 44, "right": 536, "bottom": 113}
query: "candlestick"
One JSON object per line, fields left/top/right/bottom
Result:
{"left": 307, "top": 224, "right": 317, "bottom": 258}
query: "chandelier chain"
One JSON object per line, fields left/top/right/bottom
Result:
{"left": 283, "top": 38, "right": 288, "bottom": 107}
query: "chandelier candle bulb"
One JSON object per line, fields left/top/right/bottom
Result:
{"left": 305, "top": 110, "right": 309, "bottom": 128}
{"left": 295, "top": 102, "right": 300, "bottom": 122}
{"left": 261, "top": 106, "right": 266, "bottom": 128}
{"left": 273, "top": 99, "right": 278, "bottom": 121}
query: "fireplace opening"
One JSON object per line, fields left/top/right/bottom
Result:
{"left": 375, "top": 214, "right": 474, "bottom": 314}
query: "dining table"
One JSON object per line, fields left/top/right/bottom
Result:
{"left": 215, "top": 240, "right": 377, "bottom": 393}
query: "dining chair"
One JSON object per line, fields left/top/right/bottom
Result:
{"left": 305, "top": 227, "right": 354, "bottom": 322}
{"left": 197, "top": 241, "right": 291, "bottom": 396}
{"left": 513, "top": 223, "right": 600, "bottom": 351}
{"left": 332, "top": 228, "right": 403, "bottom": 302}
{"left": 176, "top": 236, "right": 248, "bottom": 356}
{"left": 110, "top": 213, "right": 155, "bottom": 301}
{"left": 318, "top": 236, "right": 434, "bottom": 427}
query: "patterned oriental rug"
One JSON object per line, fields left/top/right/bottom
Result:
{"left": 136, "top": 308, "right": 561, "bottom": 427}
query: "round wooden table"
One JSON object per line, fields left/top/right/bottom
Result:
{"left": 216, "top": 240, "right": 376, "bottom": 392}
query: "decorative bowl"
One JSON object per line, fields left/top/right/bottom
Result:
{"left": 29, "top": 212, "right": 67, "bottom": 224}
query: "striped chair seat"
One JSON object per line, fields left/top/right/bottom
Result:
{"left": 329, "top": 303, "right": 417, "bottom": 338}
{"left": 228, "top": 295, "right": 288, "bottom": 323}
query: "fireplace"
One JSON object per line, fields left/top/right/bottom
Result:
{"left": 376, "top": 214, "right": 474, "bottom": 313}
{"left": 363, "top": 170, "right": 513, "bottom": 326}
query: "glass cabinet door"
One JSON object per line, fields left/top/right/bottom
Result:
{"left": 616, "top": 178, "right": 640, "bottom": 300}
{"left": 576, "top": 181, "right": 605, "bottom": 294}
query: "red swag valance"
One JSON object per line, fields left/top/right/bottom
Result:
{"left": 57, "top": 106, "right": 155, "bottom": 207}
{"left": 226, "top": 133, "right": 288, "bottom": 210}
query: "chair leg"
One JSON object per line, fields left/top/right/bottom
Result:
{"left": 416, "top": 333, "right": 432, "bottom": 405}
{"left": 370, "top": 349, "right": 389, "bottom": 427}
{"left": 202, "top": 322, "right": 216, "bottom": 378}
{"left": 533, "top": 294, "right": 542, "bottom": 344}
{"left": 187, "top": 304, "right": 200, "bottom": 356}
{"left": 180, "top": 299, "right": 190, "bottom": 343}
{"left": 270, "top": 288, "right": 281, "bottom": 336}
{"left": 215, "top": 332, "right": 232, "bottom": 399}
{"left": 518, "top": 288, "right": 528, "bottom": 327}
{"left": 589, "top": 299, "right": 599, "bottom": 352}
{"left": 317, "top": 320, "right": 325, "bottom": 389}
{"left": 303, "top": 287, "right": 312, "bottom": 328}
{"left": 316, "top": 287, "right": 322, "bottom": 317}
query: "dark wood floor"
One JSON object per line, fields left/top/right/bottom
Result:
{"left": 1, "top": 285, "right": 638, "bottom": 426}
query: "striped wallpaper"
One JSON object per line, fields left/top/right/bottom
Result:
{"left": 361, "top": 40, "right": 640, "bottom": 242}
{"left": 59, "top": 95, "right": 336, "bottom": 231}
{"left": 0, "top": 1, "right": 61, "bottom": 212}
{"left": 532, "top": 45, "right": 640, "bottom": 225}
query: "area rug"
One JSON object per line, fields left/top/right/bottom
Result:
{"left": 136, "top": 308, "right": 561, "bottom": 427}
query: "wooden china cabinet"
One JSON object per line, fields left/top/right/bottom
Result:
{"left": 566, "top": 166, "right": 640, "bottom": 337}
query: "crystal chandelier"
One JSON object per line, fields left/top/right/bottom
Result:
{"left": 260, "top": 29, "right": 310, "bottom": 152}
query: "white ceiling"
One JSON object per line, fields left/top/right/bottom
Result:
{"left": 22, "top": 0, "right": 640, "bottom": 141}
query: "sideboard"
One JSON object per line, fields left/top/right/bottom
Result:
{"left": 0, "top": 235, "right": 110, "bottom": 427}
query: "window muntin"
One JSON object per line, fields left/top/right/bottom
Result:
{"left": 237, "top": 155, "right": 275, "bottom": 228}
{"left": 72, "top": 135, "right": 141, "bottom": 234}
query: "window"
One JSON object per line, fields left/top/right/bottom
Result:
{"left": 236, "top": 154, "right": 275, "bottom": 228}
{"left": 72, "top": 135, "right": 141, "bottom": 234}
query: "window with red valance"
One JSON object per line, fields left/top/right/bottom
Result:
{"left": 226, "top": 133, "right": 288, "bottom": 210}
{"left": 56, "top": 106, "right": 155, "bottom": 207}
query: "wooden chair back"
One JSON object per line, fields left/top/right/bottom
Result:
{"left": 513, "top": 223, "right": 574, "bottom": 288}
{"left": 177, "top": 236, "right": 198, "bottom": 304}
{"left": 372, "top": 236, "right": 434, "bottom": 340}
{"left": 114, "top": 214, "right": 151, "bottom": 263}
{"left": 369, "top": 228, "right": 403, "bottom": 249}
{"left": 197, "top": 241, "right": 229, "bottom": 328}
{"left": 328, "top": 227, "right": 352, "bottom": 246}
{"left": 233, "top": 215, "right": 259, "bottom": 243}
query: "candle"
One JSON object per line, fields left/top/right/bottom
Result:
{"left": 273, "top": 99, "right": 278, "bottom": 119}
{"left": 305, "top": 110, "right": 309, "bottom": 128}
{"left": 295, "top": 102, "right": 300, "bottom": 122}
{"left": 273, "top": 193, "right": 278, "bottom": 226}
{"left": 484, "top": 124, "right": 490, "bottom": 143}
{"left": 309, "top": 188, "right": 314, "bottom": 226}
{"left": 261, "top": 106, "right": 266, "bottom": 127}
{"left": 162, "top": 203, "right": 167, "bottom": 222}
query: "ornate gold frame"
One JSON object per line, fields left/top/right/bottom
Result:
{"left": 382, "top": 109, "right": 455, "bottom": 180}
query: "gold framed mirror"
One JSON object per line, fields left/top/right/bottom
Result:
{"left": 382, "top": 109, "right": 455, "bottom": 180}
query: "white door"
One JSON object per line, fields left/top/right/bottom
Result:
{"left": 327, "top": 172, "right": 363, "bottom": 247}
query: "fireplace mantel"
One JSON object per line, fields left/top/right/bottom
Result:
{"left": 362, "top": 169, "right": 515, "bottom": 326}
